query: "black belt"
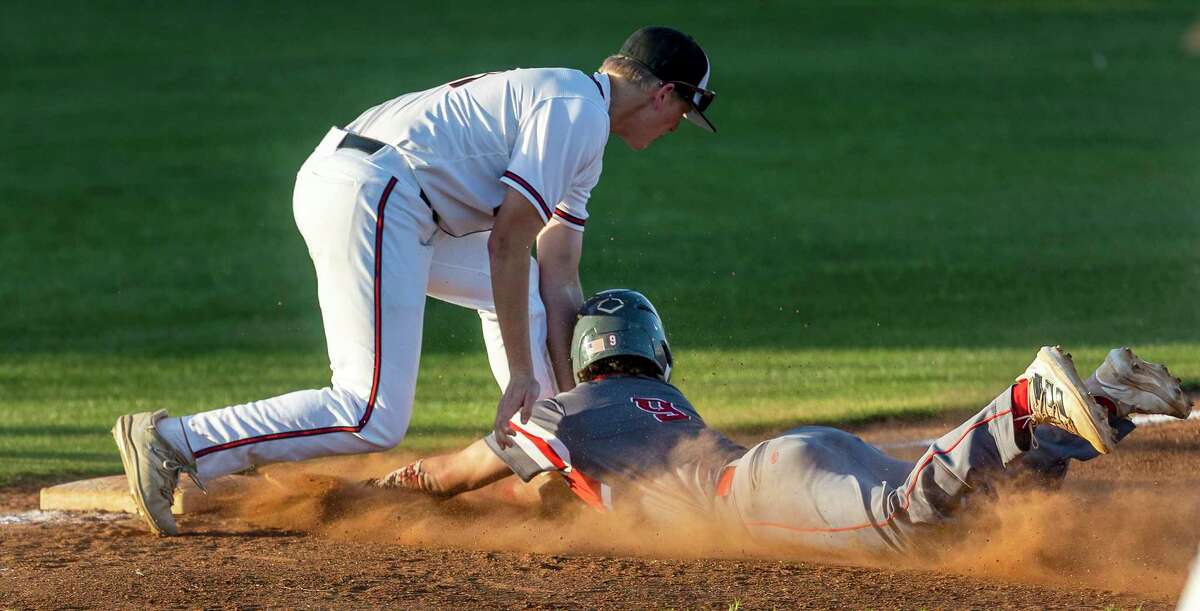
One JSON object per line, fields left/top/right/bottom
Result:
{"left": 336, "top": 132, "right": 387, "bottom": 156}
{"left": 336, "top": 131, "right": 440, "bottom": 226}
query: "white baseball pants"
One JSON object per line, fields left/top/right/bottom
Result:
{"left": 165, "top": 128, "right": 557, "bottom": 480}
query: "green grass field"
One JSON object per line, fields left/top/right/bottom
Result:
{"left": 2, "top": 1, "right": 1198, "bottom": 486}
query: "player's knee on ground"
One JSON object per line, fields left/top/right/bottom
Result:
{"left": 324, "top": 380, "right": 415, "bottom": 451}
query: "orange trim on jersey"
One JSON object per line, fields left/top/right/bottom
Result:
{"left": 744, "top": 409, "right": 1013, "bottom": 533}
{"left": 511, "top": 422, "right": 608, "bottom": 512}
{"left": 562, "top": 470, "right": 608, "bottom": 512}
{"left": 715, "top": 466, "right": 736, "bottom": 498}
{"left": 511, "top": 422, "right": 567, "bottom": 470}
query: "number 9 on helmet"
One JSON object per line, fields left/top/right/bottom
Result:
{"left": 570, "top": 289, "right": 673, "bottom": 383}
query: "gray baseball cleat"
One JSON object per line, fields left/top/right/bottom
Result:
{"left": 1018, "top": 346, "right": 1116, "bottom": 455}
{"left": 111, "top": 410, "right": 204, "bottom": 536}
{"left": 1085, "top": 347, "right": 1192, "bottom": 419}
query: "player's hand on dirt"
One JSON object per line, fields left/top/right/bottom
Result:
{"left": 493, "top": 374, "right": 539, "bottom": 448}
{"left": 366, "top": 461, "right": 426, "bottom": 490}
{"left": 363, "top": 460, "right": 453, "bottom": 498}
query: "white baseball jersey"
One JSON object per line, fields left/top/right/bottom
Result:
{"left": 161, "top": 69, "right": 608, "bottom": 482}
{"left": 346, "top": 68, "right": 611, "bottom": 236}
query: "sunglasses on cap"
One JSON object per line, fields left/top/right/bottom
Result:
{"left": 668, "top": 81, "right": 716, "bottom": 113}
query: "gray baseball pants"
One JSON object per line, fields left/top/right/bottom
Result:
{"left": 718, "top": 387, "right": 1133, "bottom": 555}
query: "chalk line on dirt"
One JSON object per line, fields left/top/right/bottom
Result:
{"left": 0, "top": 510, "right": 127, "bottom": 526}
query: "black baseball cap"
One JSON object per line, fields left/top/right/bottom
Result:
{"left": 617, "top": 26, "right": 716, "bottom": 133}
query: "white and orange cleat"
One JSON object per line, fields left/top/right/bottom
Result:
{"left": 1084, "top": 347, "right": 1191, "bottom": 419}
{"left": 1019, "top": 346, "right": 1116, "bottom": 455}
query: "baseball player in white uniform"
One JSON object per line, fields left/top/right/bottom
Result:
{"left": 112, "top": 27, "right": 719, "bottom": 535}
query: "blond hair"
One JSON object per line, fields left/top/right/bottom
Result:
{"left": 598, "top": 55, "right": 662, "bottom": 92}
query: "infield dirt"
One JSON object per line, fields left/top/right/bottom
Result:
{"left": 1, "top": 410, "right": 1197, "bottom": 610}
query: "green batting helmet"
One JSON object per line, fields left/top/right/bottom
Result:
{"left": 570, "top": 289, "right": 673, "bottom": 382}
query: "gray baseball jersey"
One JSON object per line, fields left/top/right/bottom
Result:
{"left": 489, "top": 376, "right": 1129, "bottom": 555}
{"left": 485, "top": 375, "right": 745, "bottom": 518}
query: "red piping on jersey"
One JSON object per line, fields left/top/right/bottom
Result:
{"left": 511, "top": 421, "right": 609, "bottom": 512}
{"left": 743, "top": 408, "right": 1013, "bottom": 534}
{"left": 553, "top": 207, "right": 586, "bottom": 227}
{"left": 588, "top": 74, "right": 605, "bottom": 98}
{"left": 501, "top": 171, "right": 552, "bottom": 221}
{"left": 193, "top": 176, "right": 398, "bottom": 459}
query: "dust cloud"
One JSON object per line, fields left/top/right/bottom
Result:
{"left": 211, "top": 439, "right": 1199, "bottom": 600}
{"left": 216, "top": 452, "right": 744, "bottom": 561}
{"left": 928, "top": 485, "right": 1200, "bottom": 599}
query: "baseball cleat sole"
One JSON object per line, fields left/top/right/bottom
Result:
{"left": 1024, "top": 346, "right": 1115, "bottom": 455}
{"left": 1089, "top": 347, "right": 1191, "bottom": 419}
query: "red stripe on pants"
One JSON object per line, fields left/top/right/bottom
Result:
{"left": 194, "top": 176, "right": 398, "bottom": 459}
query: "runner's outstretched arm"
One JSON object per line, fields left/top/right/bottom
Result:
{"left": 372, "top": 438, "right": 511, "bottom": 497}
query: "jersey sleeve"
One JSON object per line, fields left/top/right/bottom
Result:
{"left": 484, "top": 398, "right": 570, "bottom": 482}
{"left": 548, "top": 153, "right": 601, "bottom": 232}
{"left": 500, "top": 97, "right": 607, "bottom": 226}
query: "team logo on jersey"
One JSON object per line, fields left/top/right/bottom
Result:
{"left": 595, "top": 297, "right": 625, "bottom": 314}
{"left": 631, "top": 397, "right": 690, "bottom": 423}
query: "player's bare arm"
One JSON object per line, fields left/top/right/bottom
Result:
{"left": 488, "top": 187, "right": 548, "bottom": 447}
{"left": 370, "top": 440, "right": 573, "bottom": 510}
{"left": 374, "top": 438, "right": 512, "bottom": 497}
{"left": 535, "top": 223, "right": 584, "bottom": 392}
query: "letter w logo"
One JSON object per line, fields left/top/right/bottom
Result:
{"left": 631, "top": 397, "right": 690, "bottom": 423}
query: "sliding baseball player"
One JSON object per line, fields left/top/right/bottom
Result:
{"left": 371, "top": 289, "right": 1191, "bottom": 555}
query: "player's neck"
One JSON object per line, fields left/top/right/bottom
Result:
{"left": 605, "top": 75, "right": 646, "bottom": 139}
